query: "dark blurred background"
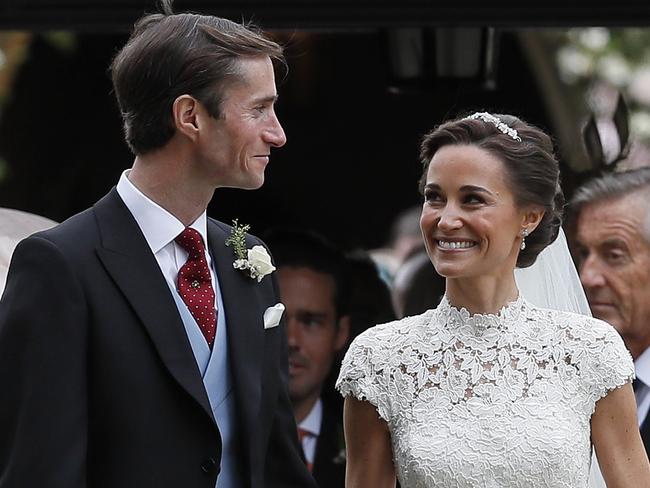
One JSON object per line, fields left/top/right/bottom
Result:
{"left": 1, "top": 0, "right": 650, "bottom": 250}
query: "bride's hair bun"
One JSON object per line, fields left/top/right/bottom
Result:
{"left": 419, "top": 112, "right": 564, "bottom": 268}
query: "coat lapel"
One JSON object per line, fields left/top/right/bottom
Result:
{"left": 207, "top": 220, "right": 264, "bottom": 472}
{"left": 93, "top": 189, "right": 215, "bottom": 426}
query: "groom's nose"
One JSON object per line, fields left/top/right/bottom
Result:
{"left": 263, "top": 111, "right": 286, "bottom": 148}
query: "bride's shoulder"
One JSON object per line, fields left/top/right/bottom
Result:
{"left": 349, "top": 309, "right": 435, "bottom": 350}
{"left": 528, "top": 303, "right": 623, "bottom": 342}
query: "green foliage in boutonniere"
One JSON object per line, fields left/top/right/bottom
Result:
{"left": 225, "top": 219, "right": 250, "bottom": 260}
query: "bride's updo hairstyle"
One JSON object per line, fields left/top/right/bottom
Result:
{"left": 419, "top": 112, "right": 564, "bottom": 268}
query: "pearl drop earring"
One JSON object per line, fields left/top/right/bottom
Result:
{"left": 520, "top": 229, "right": 529, "bottom": 251}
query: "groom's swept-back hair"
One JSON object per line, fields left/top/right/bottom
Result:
{"left": 110, "top": 0, "right": 285, "bottom": 155}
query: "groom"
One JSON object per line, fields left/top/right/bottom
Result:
{"left": 0, "top": 4, "right": 315, "bottom": 488}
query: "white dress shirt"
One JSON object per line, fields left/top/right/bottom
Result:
{"left": 298, "top": 398, "right": 322, "bottom": 465}
{"left": 635, "top": 347, "right": 650, "bottom": 427}
{"left": 115, "top": 170, "right": 217, "bottom": 301}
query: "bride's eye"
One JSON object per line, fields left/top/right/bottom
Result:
{"left": 463, "top": 193, "right": 484, "bottom": 204}
{"left": 424, "top": 190, "right": 443, "bottom": 203}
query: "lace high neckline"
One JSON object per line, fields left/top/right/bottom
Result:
{"left": 437, "top": 294, "right": 526, "bottom": 336}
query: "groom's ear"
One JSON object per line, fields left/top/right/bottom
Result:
{"left": 172, "top": 94, "right": 200, "bottom": 142}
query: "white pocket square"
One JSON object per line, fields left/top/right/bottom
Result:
{"left": 263, "top": 303, "right": 285, "bottom": 329}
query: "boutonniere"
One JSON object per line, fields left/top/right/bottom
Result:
{"left": 225, "top": 219, "right": 276, "bottom": 282}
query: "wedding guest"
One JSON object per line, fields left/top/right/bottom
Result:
{"left": 344, "top": 250, "right": 396, "bottom": 349}
{"left": 570, "top": 166, "right": 650, "bottom": 454}
{"left": 392, "top": 250, "right": 445, "bottom": 317}
{"left": 370, "top": 206, "right": 424, "bottom": 282}
{"left": 388, "top": 206, "right": 426, "bottom": 264}
{"left": 337, "top": 112, "right": 650, "bottom": 487}
{"left": 0, "top": 2, "right": 315, "bottom": 487}
{"left": 267, "top": 229, "right": 350, "bottom": 487}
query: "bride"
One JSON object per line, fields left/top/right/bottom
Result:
{"left": 336, "top": 112, "right": 650, "bottom": 487}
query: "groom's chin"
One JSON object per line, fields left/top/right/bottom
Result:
{"left": 240, "top": 163, "right": 267, "bottom": 190}
{"left": 225, "top": 173, "right": 266, "bottom": 191}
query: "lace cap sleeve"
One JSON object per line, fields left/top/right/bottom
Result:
{"left": 335, "top": 323, "right": 395, "bottom": 422}
{"left": 577, "top": 316, "right": 635, "bottom": 413}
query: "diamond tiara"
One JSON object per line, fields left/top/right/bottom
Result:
{"left": 464, "top": 112, "right": 522, "bottom": 142}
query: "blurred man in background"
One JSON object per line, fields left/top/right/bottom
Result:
{"left": 570, "top": 167, "right": 650, "bottom": 454}
{"left": 267, "top": 229, "right": 350, "bottom": 487}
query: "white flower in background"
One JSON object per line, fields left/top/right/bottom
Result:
{"left": 631, "top": 111, "right": 650, "bottom": 140}
{"left": 596, "top": 54, "right": 631, "bottom": 86}
{"left": 578, "top": 28, "right": 610, "bottom": 51}
{"left": 553, "top": 28, "right": 650, "bottom": 147}
{"left": 628, "top": 67, "right": 650, "bottom": 106}
{"left": 556, "top": 46, "right": 592, "bottom": 83}
{"left": 586, "top": 82, "right": 620, "bottom": 115}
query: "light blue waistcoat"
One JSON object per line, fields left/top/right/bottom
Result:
{"left": 169, "top": 263, "right": 241, "bottom": 488}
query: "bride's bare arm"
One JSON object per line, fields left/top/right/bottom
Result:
{"left": 343, "top": 396, "right": 396, "bottom": 488}
{"left": 592, "top": 382, "right": 650, "bottom": 487}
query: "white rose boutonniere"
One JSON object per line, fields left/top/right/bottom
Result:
{"left": 226, "top": 220, "right": 276, "bottom": 282}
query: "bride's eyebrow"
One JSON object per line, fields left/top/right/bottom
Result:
{"left": 459, "top": 185, "right": 493, "bottom": 196}
{"left": 424, "top": 183, "right": 494, "bottom": 196}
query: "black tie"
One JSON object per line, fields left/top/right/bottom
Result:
{"left": 634, "top": 378, "right": 643, "bottom": 393}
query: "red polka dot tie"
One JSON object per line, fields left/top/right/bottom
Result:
{"left": 175, "top": 228, "right": 216, "bottom": 348}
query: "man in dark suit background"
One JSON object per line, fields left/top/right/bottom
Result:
{"left": 570, "top": 167, "right": 650, "bottom": 455}
{"left": 0, "top": 2, "right": 315, "bottom": 487}
{"left": 267, "top": 229, "right": 350, "bottom": 487}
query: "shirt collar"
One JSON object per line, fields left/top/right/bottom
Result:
{"left": 298, "top": 398, "right": 323, "bottom": 437}
{"left": 636, "top": 347, "right": 650, "bottom": 387}
{"left": 116, "top": 169, "right": 208, "bottom": 254}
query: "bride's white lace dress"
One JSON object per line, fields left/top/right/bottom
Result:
{"left": 336, "top": 295, "right": 634, "bottom": 487}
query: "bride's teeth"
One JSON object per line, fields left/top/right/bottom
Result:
{"left": 438, "top": 240, "right": 474, "bottom": 249}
